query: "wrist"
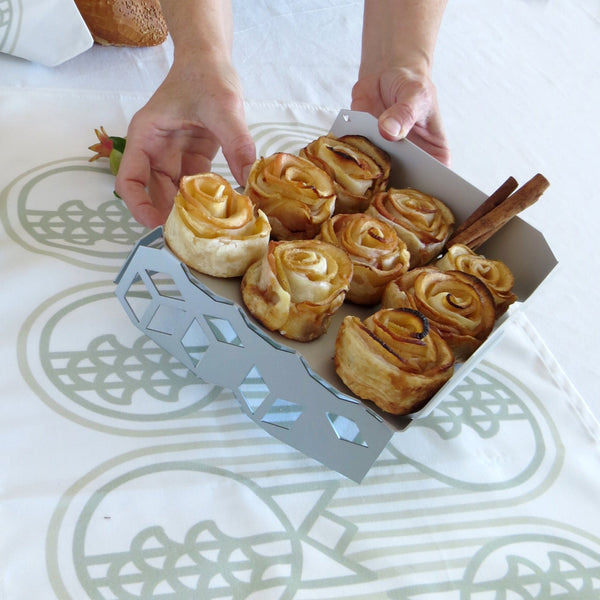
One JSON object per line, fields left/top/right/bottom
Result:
{"left": 359, "top": 52, "right": 432, "bottom": 82}
{"left": 161, "top": 0, "right": 233, "bottom": 63}
{"left": 359, "top": 0, "right": 445, "bottom": 79}
{"left": 171, "top": 43, "right": 233, "bottom": 77}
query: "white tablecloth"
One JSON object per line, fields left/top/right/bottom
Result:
{"left": 1, "top": 0, "right": 598, "bottom": 417}
{"left": 1, "top": 2, "right": 600, "bottom": 598}
{"left": 1, "top": 88, "right": 600, "bottom": 599}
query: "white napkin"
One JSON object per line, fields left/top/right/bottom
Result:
{"left": 0, "top": 0, "right": 93, "bottom": 66}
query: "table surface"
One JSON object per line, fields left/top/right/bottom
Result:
{"left": 2, "top": 0, "right": 598, "bottom": 419}
{"left": 1, "top": 1, "right": 600, "bottom": 598}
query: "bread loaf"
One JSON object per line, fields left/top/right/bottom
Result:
{"left": 74, "top": 0, "right": 168, "bottom": 47}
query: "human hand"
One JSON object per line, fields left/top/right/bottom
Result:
{"left": 115, "top": 59, "right": 256, "bottom": 229}
{"left": 351, "top": 66, "right": 451, "bottom": 167}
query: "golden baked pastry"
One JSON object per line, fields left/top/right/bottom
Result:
{"left": 317, "top": 213, "right": 410, "bottom": 305}
{"left": 245, "top": 153, "right": 336, "bottom": 240}
{"left": 335, "top": 308, "right": 455, "bottom": 415}
{"left": 299, "top": 134, "right": 390, "bottom": 214}
{"left": 164, "top": 173, "right": 271, "bottom": 278}
{"left": 382, "top": 267, "right": 496, "bottom": 361}
{"left": 241, "top": 239, "right": 353, "bottom": 342}
{"left": 74, "top": 0, "right": 168, "bottom": 47}
{"left": 366, "top": 188, "right": 455, "bottom": 268}
{"left": 435, "top": 244, "right": 517, "bottom": 317}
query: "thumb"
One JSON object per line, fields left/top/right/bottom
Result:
{"left": 378, "top": 77, "right": 432, "bottom": 141}
{"left": 378, "top": 102, "right": 424, "bottom": 142}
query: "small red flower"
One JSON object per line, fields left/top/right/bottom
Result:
{"left": 88, "top": 126, "right": 127, "bottom": 175}
{"left": 88, "top": 126, "right": 114, "bottom": 161}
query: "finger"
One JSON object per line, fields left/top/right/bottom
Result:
{"left": 206, "top": 100, "right": 256, "bottom": 185}
{"left": 407, "top": 125, "right": 452, "bottom": 167}
{"left": 226, "top": 133, "right": 256, "bottom": 186}
{"left": 178, "top": 132, "right": 220, "bottom": 178}
{"left": 147, "top": 170, "right": 179, "bottom": 222}
{"left": 378, "top": 79, "right": 432, "bottom": 141}
{"left": 379, "top": 99, "right": 426, "bottom": 141}
{"left": 115, "top": 144, "right": 166, "bottom": 229}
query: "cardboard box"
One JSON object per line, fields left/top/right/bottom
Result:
{"left": 115, "top": 110, "right": 557, "bottom": 481}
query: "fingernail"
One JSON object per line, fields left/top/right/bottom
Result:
{"left": 381, "top": 117, "right": 402, "bottom": 138}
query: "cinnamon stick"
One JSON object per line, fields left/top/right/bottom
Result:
{"left": 448, "top": 176, "right": 519, "bottom": 244}
{"left": 447, "top": 173, "right": 550, "bottom": 251}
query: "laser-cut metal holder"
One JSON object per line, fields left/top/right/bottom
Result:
{"left": 115, "top": 111, "right": 557, "bottom": 482}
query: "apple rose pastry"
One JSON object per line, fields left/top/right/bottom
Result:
{"left": 164, "top": 173, "right": 271, "bottom": 278}
{"left": 435, "top": 244, "right": 517, "bottom": 317}
{"left": 382, "top": 268, "right": 496, "bottom": 362}
{"left": 366, "top": 188, "right": 455, "bottom": 268}
{"left": 335, "top": 308, "right": 455, "bottom": 415}
{"left": 245, "top": 153, "right": 336, "bottom": 240}
{"left": 318, "top": 213, "right": 410, "bottom": 305}
{"left": 241, "top": 239, "right": 353, "bottom": 342}
{"left": 299, "top": 134, "right": 390, "bottom": 214}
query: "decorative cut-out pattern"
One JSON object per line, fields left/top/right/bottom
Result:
{"left": 238, "top": 366, "right": 270, "bottom": 414}
{"left": 262, "top": 398, "right": 304, "bottom": 430}
{"left": 326, "top": 413, "right": 368, "bottom": 447}
{"left": 146, "top": 304, "right": 185, "bottom": 336}
{"left": 124, "top": 277, "right": 153, "bottom": 324}
{"left": 180, "top": 319, "right": 210, "bottom": 366}
{"left": 147, "top": 271, "right": 184, "bottom": 301}
{"left": 205, "top": 316, "right": 243, "bottom": 347}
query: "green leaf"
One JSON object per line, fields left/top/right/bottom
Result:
{"left": 109, "top": 136, "right": 127, "bottom": 154}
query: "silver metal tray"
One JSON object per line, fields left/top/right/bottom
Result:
{"left": 115, "top": 111, "right": 558, "bottom": 481}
